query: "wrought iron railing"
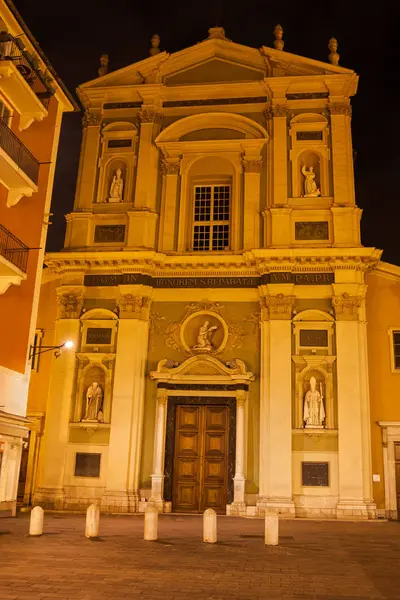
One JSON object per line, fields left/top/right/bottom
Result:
{"left": 0, "top": 118, "right": 40, "bottom": 184}
{"left": 0, "top": 31, "right": 55, "bottom": 109}
{"left": 0, "top": 223, "right": 29, "bottom": 273}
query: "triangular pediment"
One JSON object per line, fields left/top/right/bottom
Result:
{"left": 164, "top": 57, "right": 264, "bottom": 85}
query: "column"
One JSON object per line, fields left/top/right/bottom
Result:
{"left": 149, "top": 387, "right": 168, "bottom": 510}
{"left": 131, "top": 109, "right": 161, "bottom": 249}
{"left": 158, "top": 158, "right": 180, "bottom": 251}
{"left": 227, "top": 389, "right": 247, "bottom": 515}
{"left": 333, "top": 290, "right": 371, "bottom": 518}
{"left": 34, "top": 286, "right": 84, "bottom": 509}
{"left": 74, "top": 112, "right": 101, "bottom": 209}
{"left": 242, "top": 158, "right": 262, "bottom": 250}
{"left": 101, "top": 289, "right": 151, "bottom": 513}
{"left": 0, "top": 441, "right": 22, "bottom": 516}
{"left": 257, "top": 290, "right": 296, "bottom": 516}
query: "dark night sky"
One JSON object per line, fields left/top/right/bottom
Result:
{"left": 13, "top": 0, "right": 400, "bottom": 264}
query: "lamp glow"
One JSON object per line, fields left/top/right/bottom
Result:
{"left": 63, "top": 341, "right": 74, "bottom": 349}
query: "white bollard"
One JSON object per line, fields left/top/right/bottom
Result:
{"left": 264, "top": 513, "right": 279, "bottom": 546}
{"left": 144, "top": 506, "right": 158, "bottom": 541}
{"left": 203, "top": 508, "right": 217, "bottom": 543}
{"left": 85, "top": 504, "right": 100, "bottom": 539}
{"left": 29, "top": 506, "right": 44, "bottom": 536}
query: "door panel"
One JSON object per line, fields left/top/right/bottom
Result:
{"left": 173, "top": 404, "right": 229, "bottom": 513}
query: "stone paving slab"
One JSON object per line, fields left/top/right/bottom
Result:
{"left": 0, "top": 514, "right": 399, "bottom": 600}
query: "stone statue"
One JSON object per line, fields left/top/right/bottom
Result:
{"left": 192, "top": 321, "right": 218, "bottom": 352}
{"left": 149, "top": 34, "right": 160, "bottom": 56}
{"left": 98, "top": 53, "right": 109, "bottom": 77}
{"left": 84, "top": 382, "right": 103, "bottom": 421}
{"left": 109, "top": 168, "right": 124, "bottom": 202}
{"left": 302, "top": 165, "right": 321, "bottom": 197}
{"left": 303, "top": 376, "right": 325, "bottom": 427}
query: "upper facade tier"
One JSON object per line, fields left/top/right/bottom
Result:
{"left": 67, "top": 27, "right": 361, "bottom": 254}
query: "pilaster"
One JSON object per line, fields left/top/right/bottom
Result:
{"left": 34, "top": 286, "right": 84, "bottom": 509}
{"left": 242, "top": 158, "right": 262, "bottom": 250}
{"left": 329, "top": 100, "right": 355, "bottom": 206}
{"left": 101, "top": 287, "right": 152, "bottom": 513}
{"left": 264, "top": 98, "right": 289, "bottom": 206}
{"left": 159, "top": 158, "right": 180, "bottom": 251}
{"left": 257, "top": 289, "right": 296, "bottom": 516}
{"left": 227, "top": 388, "right": 247, "bottom": 516}
{"left": 74, "top": 111, "right": 101, "bottom": 210}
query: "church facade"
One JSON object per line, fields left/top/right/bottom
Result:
{"left": 24, "top": 27, "right": 400, "bottom": 519}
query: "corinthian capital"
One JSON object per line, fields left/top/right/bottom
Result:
{"left": 242, "top": 158, "right": 263, "bottom": 173}
{"left": 161, "top": 158, "right": 180, "bottom": 176}
{"left": 82, "top": 110, "right": 101, "bottom": 129}
{"left": 156, "top": 387, "right": 168, "bottom": 406}
{"left": 261, "top": 293, "right": 295, "bottom": 320}
{"left": 137, "top": 110, "right": 162, "bottom": 125}
{"left": 117, "top": 294, "right": 151, "bottom": 320}
{"left": 264, "top": 104, "right": 287, "bottom": 120}
{"left": 332, "top": 293, "right": 360, "bottom": 321}
{"left": 56, "top": 287, "right": 85, "bottom": 319}
{"left": 329, "top": 102, "right": 352, "bottom": 118}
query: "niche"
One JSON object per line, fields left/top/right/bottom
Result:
{"left": 299, "top": 151, "right": 321, "bottom": 198}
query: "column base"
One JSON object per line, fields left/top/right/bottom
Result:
{"left": 0, "top": 500, "right": 16, "bottom": 517}
{"left": 101, "top": 489, "right": 139, "bottom": 513}
{"left": 226, "top": 501, "right": 247, "bottom": 516}
{"left": 256, "top": 496, "right": 296, "bottom": 517}
{"left": 141, "top": 499, "right": 172, "bottom": 513}
{"left": 336, "top": 500, "right": 374, "bottom": 520}
{"left": 33, "top": 487, "right": 66, "bottom": 510}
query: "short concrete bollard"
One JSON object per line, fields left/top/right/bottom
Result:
{"left": 29, "top": 506, "right": 44, "bottom": 536}
{"left": 264, "top": 513, "right": 279, "bottom": 546}
{"left": 203, "top": 508, "right": 217, "bottom": 544}
{"left": 144, "top": 506, "right": 158, "bottom": 541}
{"left": 85, "top": 504, "right": 100, "bottom": 539}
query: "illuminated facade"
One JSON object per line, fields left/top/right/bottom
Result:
{"left": 0, "top": 0, "right": 75, "bottom": 516}
{"left": 24, "top": 27, "right": 400, "bottom": 519}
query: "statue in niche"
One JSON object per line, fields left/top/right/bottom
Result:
{"left": 109, "top": 168, "right": 124, "bottom": 202}
{"left": 302, "top": 165, "right": 321, "bottom": 197}
{"left": 303, "top": 376, "right": 325, "bottom": 428}
{"left": 192, "top": 321, "right": 218, "bottom": 352}
{"left": 83, "top": 381, "right": 103, "bottom": 421}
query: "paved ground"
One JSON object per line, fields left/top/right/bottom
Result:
{"left": 0, "top": 514, "right": 399, "bottom": 600}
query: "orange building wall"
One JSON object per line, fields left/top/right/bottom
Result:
{"left": 366, "top": 268, "right": 400, "bottom": 509}
{"left": 0, "top": 97, "right": 60, "bottom": 373}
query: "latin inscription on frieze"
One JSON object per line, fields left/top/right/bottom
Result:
{"left": 152, "top": 277, "right": 260, "bottom": 288}
{"left": 294, "top": 273, "right": 334, "bottom": 285}
{"left": 94, "top": 225, "right": 126, "bottom": 243}
{"left": 86, "top": 328, "right": 112, "bottom": 345}
{"left": 300, "top": 330, "right": 328, "bottom": 347}
{"left": 295, "top": 221, "right": 329, "bottom": 241}
{"left": 302, "top": 462, "right": 329, "bottom": 487}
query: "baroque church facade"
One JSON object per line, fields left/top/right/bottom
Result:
{"left": 24, "top": 26, "right": 400, "bottom": 519}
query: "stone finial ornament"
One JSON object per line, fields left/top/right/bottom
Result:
{"left": 150, "top": 34, "right": 160, "bottom": 56}
{"left": 328, "top": 37, "right": 340, "bottom": 65}
{"left": 273, "top": 24, "right": 284, "bottom": 50}
{"left": 98, "top": 53, "right": 109, "bottom": 77}
{"left": 208, "top": 26, "right": 227, "bottom": 40}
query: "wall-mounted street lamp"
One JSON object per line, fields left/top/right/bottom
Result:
{"left": 29, "top": 340, "right": 74, "bottom": 363}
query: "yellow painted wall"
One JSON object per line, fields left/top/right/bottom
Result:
{"left": 366, "top": 267, "right": 400, "bottom": 509}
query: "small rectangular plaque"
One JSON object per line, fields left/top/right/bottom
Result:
{"left": 94, "top": 225, "right": 126, "bottom": 243}
{"left": 295, "top": 221, "right": 329, "bottom": 241}
{"left": 302, "top": 462, "right": 329, "bottom": 487}
{"left": 86, "top": 328, "right": 112, "bottom": 345}
{"left": 74, "top": 453, "right": 101, "bottom": 478}
{"left": 296, "top": 131, "right": 323, "bottom": 141}
{"left": 300, "top": 330, "right": 328, "bottom": 347}
{"left": 107, "top": 139, "right": 132, "bottom": 148}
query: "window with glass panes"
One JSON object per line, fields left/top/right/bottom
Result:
{"left": 192, "top": 185, "right": 230, "bottom": 251}
{"left": 393, "top": 331, "right": 400, "bottom": 370}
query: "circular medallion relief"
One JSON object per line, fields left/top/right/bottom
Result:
{"left": 180, "top": 311, "right": 228, "bottom": 355}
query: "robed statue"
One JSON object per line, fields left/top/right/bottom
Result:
{"left": 84, "top": 382, "right": 103, "bottom": 421}
{"left": 303, "top": 376, "right": 325, "bottom": 427}
{"left": 192, "top": 321, "right": 218, "bottom": 352}
{"left": 302, "top": 165, "right": 321, "bottom": 197}
{"left": 109, "top": 168, "right": 124, "bottom": 201}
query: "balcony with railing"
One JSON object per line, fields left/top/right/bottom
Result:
{"left": 0, "top": 223, "right": 29, "bottom": 294}
{"left": 0, "top": 117, "right": 39, "bottom": 206}
{"left": 0, "top": 31, "right": 55, "bottom": 130}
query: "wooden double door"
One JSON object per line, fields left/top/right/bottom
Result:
{"left": 172, "top": 404, "right": 229, "bottom": 513}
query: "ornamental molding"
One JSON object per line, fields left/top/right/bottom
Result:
{"left": 117, "top": 294, "right": 151, "bottom": 320}
{"left": 137, "top": 110, "right": 162, "bottom": 125}
{"left": 329, "top": 103, "right": 352, "bottom": 117}
{"left": 56, "top": 287, "right": 85, "bottom": 319}
{"left": 82, "top": 111, "right": 101, "bottom": 129}
{"left": 242, "top": 158, "right": 263, "bottom": 173}
{"left": 264, "top": 104, "right": 288, "bottom": 120}
{"left": 149, "top": 311, "right": 167, "bottom": 351}
{"left": 156, "top": 388, "right": 168, "bottom": 405}
{"left": 260, "top": 294, "right": 295, "bottom": 320}
{"left": 160, "top": 159, "right": 180, "bottom": 176}
{"left": 331, "top": 293, "right": 361, "bottom": 321}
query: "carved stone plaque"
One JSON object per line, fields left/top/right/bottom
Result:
{"left": 94, "top": 225, "right": 126, "bottom": 243}
{"left": 295, "top": 222, "right": 329, "bottom": 241}
{"left": 300, "top": 330, "right": 328, "bottom": 347}
{"left": 296, "top": 131, "right": 323, "bottom": 141}
{"left": 74, "top": 453, "right": 101, "bottom": 478}
{"left": 86, "top": 328, "right": 112, "bottom": 345}
{"left": 302, "top": 462, "right": 329, "bottom": 486}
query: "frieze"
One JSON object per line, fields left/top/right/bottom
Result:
{"left": 163, "top": 97, "right": 268, "bottom": 108}
{"left": 286, "top": 93, "right": 329, "bottom": 100}
{"left": 83, "top": 273, "right": 334, "bottom": 287}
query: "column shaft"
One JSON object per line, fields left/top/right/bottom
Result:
{"left": 150, "top": 389, "right": 167, "bottom": 508}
